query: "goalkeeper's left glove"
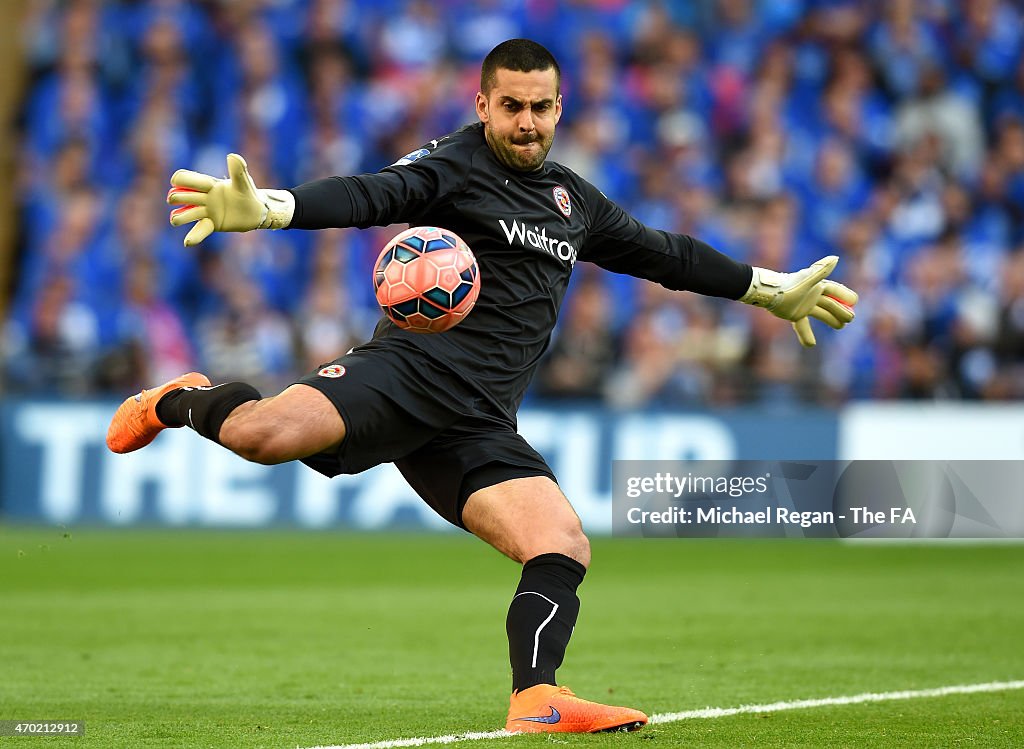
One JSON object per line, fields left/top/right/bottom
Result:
{"left": 740, "top": 255, "right": 859, "bottom": 347}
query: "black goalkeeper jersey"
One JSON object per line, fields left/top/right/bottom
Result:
{"left": 288, "top": 122, "right": 752, "bottom": 420}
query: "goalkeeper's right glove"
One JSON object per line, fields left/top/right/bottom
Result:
{"left": 166, "top": 153, "right": 295, "bottom": 247}
{"left": 739, "top": 255, "right": 859, "bottom": 347}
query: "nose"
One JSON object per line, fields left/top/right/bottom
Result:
{"left": 517, "top": 108, "right": 535, "bottom": 132}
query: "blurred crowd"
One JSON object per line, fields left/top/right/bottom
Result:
{"left": 3, "top": 0, "right": 1024, "bottom": 406}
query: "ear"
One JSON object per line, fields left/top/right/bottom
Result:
{"left": 475, "top": 91, "right": 489, "bottom": 123}
{"left": 554, "top": 94, "right": 562, "bottom": 125}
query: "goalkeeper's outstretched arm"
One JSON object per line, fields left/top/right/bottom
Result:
{"left": 167, "top": 139, "right": 469, "bottom": 243}
{"left": 578, "top": 180, "right": 859, "bottom": 348}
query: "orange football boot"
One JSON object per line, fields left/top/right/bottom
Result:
{"left": 505, "top": 684, "right": 648, "bottom": 733}
{"left": 106, "top": 372, "right": 212, "bottom": 453}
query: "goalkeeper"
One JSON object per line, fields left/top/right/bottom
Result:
{"left": 107, "top": 39, "right": 857, "bottom": 733}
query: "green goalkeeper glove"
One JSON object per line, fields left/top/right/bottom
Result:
{"left": 740, "top": 255, "right": 859, "bottom": 347}
{"left": 166, "top": 153, "right": 295, "bottom": 247}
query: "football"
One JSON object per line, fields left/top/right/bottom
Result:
{"left": 373, "top": 226, "right": 481, "bottom": 333}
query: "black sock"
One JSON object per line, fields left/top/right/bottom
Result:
{"left": 507, "top": 552, "right": 586, "bottom": 693}
{"left": 155, "top": 382, "right": 261, "bottom": 444}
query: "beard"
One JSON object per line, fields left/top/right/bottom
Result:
{"left": 485, "top": 123, "right": 554, "bottom": 172}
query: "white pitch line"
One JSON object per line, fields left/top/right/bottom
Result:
{"left": 300, "top": 679, "right": 1024, "bottom": 749}
{"left": 649, "top": 679, "right": 1024, "bottom": 723}
{"left": 300, "top": 730, "right": 509, "bottom": 749}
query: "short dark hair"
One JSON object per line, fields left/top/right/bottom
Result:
{"left": 480, "top": 39, "right": 561, "bottom": 94}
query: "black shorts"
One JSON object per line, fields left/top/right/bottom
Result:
{"left": 295, "top": 342, "right": 554, "bottom": 528}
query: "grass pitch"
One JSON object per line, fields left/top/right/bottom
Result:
{"left": 1, "top": 527, "right": 1022, "bottom": 748}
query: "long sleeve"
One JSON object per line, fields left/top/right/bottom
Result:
{"left": 287, "top": 131, "right": 476, "bottom": 230}
{"left": 577, "top": 181, "right": 752, "bottom": 300}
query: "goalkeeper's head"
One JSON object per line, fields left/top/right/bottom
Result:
{"left": 476, "top": 39, "right": 563, "bottom": 173}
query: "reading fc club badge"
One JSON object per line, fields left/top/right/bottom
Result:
{"left": 318, "top": 365, "right": 346, "bottom": 378}
{"left": 552, "top": 186, "right": 572, "bottom": 218}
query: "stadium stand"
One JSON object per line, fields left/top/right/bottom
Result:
{"left": 2, "top": 0, "right": 1023, "bottom": 404}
